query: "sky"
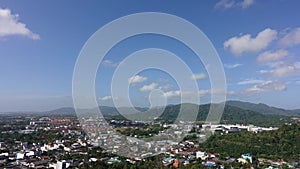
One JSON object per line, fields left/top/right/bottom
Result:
{"left": 0, "top": 0, "right": 300, "bottom": 111}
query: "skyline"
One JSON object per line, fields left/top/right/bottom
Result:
{"left": 0, "top": 0, "right": 300, "bottom": 111}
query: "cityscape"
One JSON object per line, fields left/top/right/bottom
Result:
{"left": 0, "top": 103, "right": 299, "bottom": 168}
{"left": 1, "top": 0, "right": 300, "bottom": 169}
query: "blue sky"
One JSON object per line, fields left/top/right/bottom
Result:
{"left": 0, "top": 0, "right": 299, "bottom": 111}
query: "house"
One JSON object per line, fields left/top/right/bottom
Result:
{"left": 238, "top": 158, "right": 248, "bottom": 164}
{"left": 196, "top": 151, "right": 207, "bottom": 160}
{"left": 173, "top": 159, "right": 179, "bottom": 168}
{"left": 265, "top": 166, "right": 278, "bottom": 169}
{"left": 107, "top": 157, "right": 121, "bottom": 164}
{"left": 16, "top": 152, "right": 25, "bottom": 160}
{"left": 162, "top": 157, "right": 174, "bottom": 166}
{"left": 0, "top": 142, "right": 5, "bottom": 148}
{"left": 29, "top": 160, "right": 49, "bottom": 168}
{"left": 205, "top": 161, "right": 216, "bottom": 167}
{"left": 241, "top": 153, "right": 253, "bottom": 163}
{"left": 56, "top": 160, "right": 72, "bottom": 169}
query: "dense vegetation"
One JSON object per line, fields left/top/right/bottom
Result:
{"left": 200, "top": 123, "right": 300, "bottom": 161}
{"left": 157, "top": 104, "right": 292, "bottom": 127}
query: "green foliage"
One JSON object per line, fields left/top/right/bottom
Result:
{"left": 200, "top": 123, "right": 300, "bottom": 161}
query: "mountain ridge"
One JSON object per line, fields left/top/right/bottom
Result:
{"left": 226, "top": 100, "right": 300, "bottom": 116}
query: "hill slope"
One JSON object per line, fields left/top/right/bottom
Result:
{"left": 226, "top": 100, "right": 300, "bottom": 117}
{"left": 157, "top": 103, "right": 291, "bottom": 127}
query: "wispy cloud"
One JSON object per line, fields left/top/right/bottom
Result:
{"left": 242, "top": 81, "right": 286, "bottom": 95}
{"left": 215, "top": 0, "right": 254, "bottom": 9}
{"left": 190, "top": 73, "right": 207, "bottom": 80}
{"left": 99, "top": 96, "right": 119, "bottom": 101}
{"left": 0, "top": 8, "right": 39, "bottom": 39}
{"left": 224, "top": 28, "right": 277, "bottom": 56}
{"left": 224, "top": 63, "right": 243, "bottom": 69}
{"left": 102, "top": 59, "right": 119, "bottom": 67}
{"left": 99, "top": 96, "right": 112, "bottom": 101}
{"left": 238, "top": 79, "right": 266, "bottom": 85}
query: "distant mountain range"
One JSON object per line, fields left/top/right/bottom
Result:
{"left": 226, "top": 100, "right": 300, "bottom": 117}
{"left": 1, "top": 100, "right": 298, "bottom": 127}
{"left": 45, "top": 100, "right": 300, "bottom": 117}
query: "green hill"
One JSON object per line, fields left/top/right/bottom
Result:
{"left": 200, "top": 123, "right": 300, "bottom": 161}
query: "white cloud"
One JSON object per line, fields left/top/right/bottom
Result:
{"left": 279, "top": 27, "right": 300, "bottom": 47}
{"left": 99, "top": 96, "right": 112, "bottom": 101}
{"left": 265, "top": 61, "right": 285, "bottom": 68}
{"left": 128, "top": 75, "right": 147, "bottom": 85}
{"left": 258, "top": 61, "right": 299, "bottom": 78}
{"left": 224, "top": 63, "right": 243, "bottom": 69}
{"left": 198, "top": 89, "right": 210, "bottom": 96}
{"left": 257, "top": 50, "right": 289, "bottom": 63}
{"left": 190, "top": 73, "right": 207, "bottom": 80}
{"left": 224, "top": 28, "right": 277, "bottom": 55}
{"left": 258, "top": 69, "right": 270, "bottom": 74}
{"left": 238, "top": 79, "right": 266, "bottom": 85}
{"left": 0, "top": 8, "right": 39, "bottom": 39}
{"left": 215, "top": 0, "right": 235, "bottom": 9}
{"left": 161, "top": 84, "right": 173, "bottom": 91}
{"left": 270, "top": 65, "right": 296, "bottom": 78}
{"left": 160, "top": 88, "right": 229, "bottom": 98}
{"left": 240, "top": 0, "right": 255, "bottom": 8}
{"left": 215, "top": 0, "right": 254, "bottom": 9}
{"left": 227, "top": 91, "right": 237, "bottom": 95}
{"left": 242, "top": 81, "right": 286, "bottom": 95}
{"left": 163, "top": 90, "right": 181, "bottom": 98}
{"left": 294, "top": 62, "right": 300, "bottom": 69}
{"left": 198, "top": 88, "right": 228, "bottom": 96}
{"left": 139, "top": 83, "right": 158, "bottom": 92}
{"left": 102, "top": 60, "right": 119, "bottom": 67}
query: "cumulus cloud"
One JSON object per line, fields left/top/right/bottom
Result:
{"left": 238, "top": 79, "right": 266, "bottom": 85}
{"left": 257, "top": 50, "right": 289, "bottom": 63}
{"left": 128, "top": 75, "right": 147, "bottom": 85}
{"left": 190, "top": 73, "right": 207, "bottom": 80}
{"left": 258, "top": 60, "right": 299, "bottom": 78}
{"left": 0, "top": 8, "right": 39, "bottom": 39}
{"left": 224, "top": 63, "right": 243, "bottom": 69}
{"left": 163, "top": 90, "right": 181, "bottom": 98}
{"left": 224, "top": 28, "right": 277, "bottom": 55}
{"left": 102, "top": 60, "right": 119, "bottom": 67}
{"left": 242, "top": 81, "right": 286, "bottom": 95}
{"left": 139, "top": 83, "right": 158, "bottom": 92}
{"left": 279, "top": 27, "right": 300, "bottom": 47}
{"left": 215, "top": 0, "right": 254, "bottom": 9}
